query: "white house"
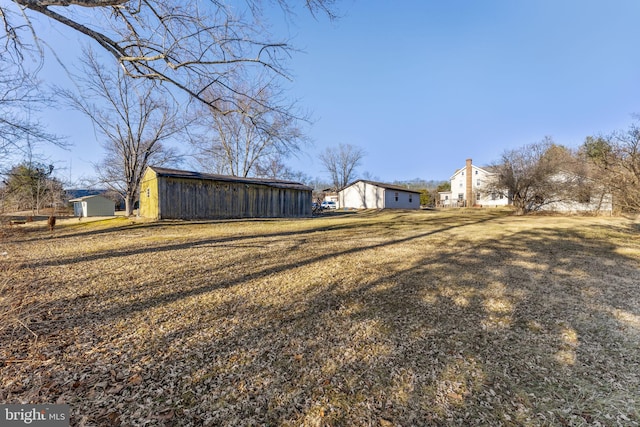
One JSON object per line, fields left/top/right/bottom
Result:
{"left": 439, "top": 159, "right": 509, "bottom": 208}
{"left": 537, "top": 172, "right": 613, "bottom": 214}
{"left": 69, "top": 194, "right": 116, "bottom": 217}
{"left": 539, "top": 196, "right": 613, "bottom": 214}
{"left": 439, "top": 159, "right": 613, "bottom": 214}
{"left": 338, "top": 180, "right": 421, "bottom": 210}
{"left": 321, "top": 189, "right": 339, "bottom": 204}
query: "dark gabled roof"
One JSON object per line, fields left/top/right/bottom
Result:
{"left": 68, "top": 194, "right": 114, "bottom": 203}
{"left": 65, "top": 189, "right": 108, "bottom": 199}
{"left": 148, "top": 167, "right": 312, "bottom": 191}
{"left": 449, "top": 164, "right": 496, "bottom": 180}
{"left": 341, "top": 179, "right": 422, "bottom": 194}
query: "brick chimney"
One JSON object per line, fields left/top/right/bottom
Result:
{"left": 465, "top": 158, "right": 473, "bottom": 207}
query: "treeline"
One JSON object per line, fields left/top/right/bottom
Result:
{"left": 484, "top": 118, "right": 640, "bottom": 215}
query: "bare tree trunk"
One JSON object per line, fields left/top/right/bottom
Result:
{"left": 124, "top": 194, "right": 135, "bottom": 217}
{"left": 513, "top": 196, "right": 526, "bottom": 215}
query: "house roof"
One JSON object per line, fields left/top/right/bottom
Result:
{"left": 449, "top": 164, "right": 496, "bottom": 180}
{"left": 148, "top": 167, "right": 312, "bottom": 191}
{"left": 340, "top": 179, "right": 422, "bottom": 194}
{"left": 65, "top": 189, "right": 107, "bottom": 200}
{"left": 68, "top": 194, "right": 114, "bottom": 203}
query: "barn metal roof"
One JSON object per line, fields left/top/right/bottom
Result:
{"left": 148, "top": 167, "right": 312, "bottom": 191}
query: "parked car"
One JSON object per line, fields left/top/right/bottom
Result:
{"left": 321, "top": 201, "right": 337, "bottom": 209}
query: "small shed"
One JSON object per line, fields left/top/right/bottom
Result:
{"left": 338, "top": 180, "right": 421, "bottom": 210}
{"left": 69, "top": 195, "right": 116, "bottom": 217}
{"left": 139, "top": 166, "right": 313, "bottom": 220}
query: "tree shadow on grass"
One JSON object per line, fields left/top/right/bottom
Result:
{"left": 3, "top": 212, "right": 639, "bottom": 425}
{"left": 131, "top": 221, "right": 639, "bottom": 426}
{"left": 18, "top": 209, "right": 504, "bottom": 269}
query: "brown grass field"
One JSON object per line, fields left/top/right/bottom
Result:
{"left": 1, "top": 209, "right": 639, "bottom": 426}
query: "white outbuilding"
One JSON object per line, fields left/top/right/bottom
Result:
{"left": 338, "top": 180, "right": 421, "bottom": 210}
{"left": 69, "top": 194, "right": 116, "bottom": 217}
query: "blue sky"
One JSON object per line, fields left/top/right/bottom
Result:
{"left": 38, "top": 0, "right": 640, "bottom": 184}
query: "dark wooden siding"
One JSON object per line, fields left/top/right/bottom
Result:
{"left": 157, "top": 176, "right": 311, "bottom": 219}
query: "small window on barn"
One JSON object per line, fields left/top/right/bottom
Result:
{"left": 409, "top": 194, "right": 413, "bottom": 203}
{"left": 395, "top": 192, "right": 399, "bottom": 202}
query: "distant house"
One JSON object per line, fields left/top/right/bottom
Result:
{"left": 321, "top": 189, "right": 339, "bottom": 204}
{"left": 338, "top": 180, "right": 421, "bottom": 210}
{"left": 69, "top": 195, "right": 116, "bottom": 217}
{"left": 537, "top": 172, "right": 613, "bottom": 214}
{"left": 66, "top": 189, "right": 125, "bottom": 211}
{"left": 538, "top": 194, "right": 613, "bottom": 214}
{"left": 440, "top": 159, "right": 613, "bottom": 214}
{"left": 139, "top": 166, "right": 312, "bottom": 220}
{"left": 439, "top": 159, "right": 509, "bottom": 208}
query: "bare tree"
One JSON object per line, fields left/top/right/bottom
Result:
{"left": 1, "top": 0, "right": 335, "bottom": 114}
{"left": 0, "top": 61, "right": 63, "bottom": 166}
{"left": 319, "top": 143, "right": 366, "bottom": 190}
{"left": 253, "top": 154, "right": 290, "bottom": 179}
{"left": 583, "top": 118, "right": 640, "bottom": 213}
{"left": 484, "top": 138, "right": 587, "bottom": 215}
{"left": 191, "top": 78, "right": 307, "bottom": 177}
{"left": 59, "top": 50, "right": 183, "bottom": 215}
{"left": 253, "top": 153, "right": 310, "bottom": 183}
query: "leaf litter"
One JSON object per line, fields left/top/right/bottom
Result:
{"left": 1, "top": 210, "right": 639, "bottom": 426}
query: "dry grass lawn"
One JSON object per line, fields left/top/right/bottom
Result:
{"left": 1, "top": 209, "right": 639, "bottom": 426}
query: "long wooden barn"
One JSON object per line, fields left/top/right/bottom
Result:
{"left": 139, "top": 167, "right": 313, "bottom": 220}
